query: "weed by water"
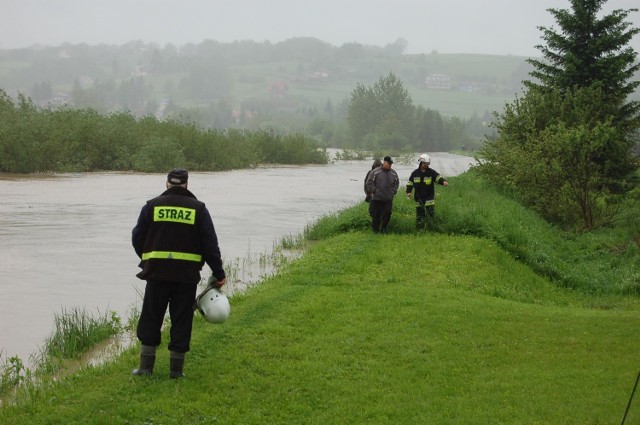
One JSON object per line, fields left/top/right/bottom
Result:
{"left": 0, "top": 307, "right": 125, "bottom": 404}
{"left": 42, "top": 308, "right": 122, "bottom": 361}
{"left": 279, "top": 232, "right": 305, "bottom": 250}
{"left": 0, "top": 353, "right": 31, "bottom": 398}
{"left": 219, "top": 238, "right": 303, "bottom": 295}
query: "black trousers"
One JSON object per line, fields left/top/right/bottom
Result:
{"left": 370, "top": 199, "right": 393, "bottom": 233}
{"left": 137, "top": 280, "right": 198, "bottom": 353}
{"left": 415, "top": 199, "right": 435, "bottom": 229}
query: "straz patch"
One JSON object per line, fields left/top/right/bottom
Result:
{"left": 153, "top": 206, "right": 196, "bottom": 224}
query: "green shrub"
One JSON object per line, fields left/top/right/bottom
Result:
{"left": 0, "top": 92, "right": 327, "bottom": 173}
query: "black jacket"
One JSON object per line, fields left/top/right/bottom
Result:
{"left": 406, "top": 167, "right": 446, "bottom": 202}
{"left": 132, "top": 186, "right": 225, "bottom": 283}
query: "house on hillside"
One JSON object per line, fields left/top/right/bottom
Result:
{"left": 131, "top": 65, "right": 149, "bottom": 77}
{"left": 425, "top": 74, "right": 451, "bottom": 90}
{"left": 310, "top": 70, "right": 329, "bottom": 80}
{"left": 231, "top": 109, "right": 256, "bottom": 124}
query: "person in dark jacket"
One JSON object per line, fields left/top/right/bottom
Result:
{"left": 365, "top": 156, "right": 399, "bottom": 233}
{"left": 364, "top": 158, "right": 382, "bottom": 217}
{"left": 406, "top": 154, "right": 448, "bottom": 230}
{"left": 131, "top": 168, "right": 226, "bottom": 378}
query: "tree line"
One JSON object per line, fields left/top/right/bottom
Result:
{"left": 0, "top": 90, "right": 327, "bottom": 174}
{"left": 1, "top": 37, "right": 523, "bottom": 150}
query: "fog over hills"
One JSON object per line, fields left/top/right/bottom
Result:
{"left": 1, "top": 0, "right": 638, "bottom": 56}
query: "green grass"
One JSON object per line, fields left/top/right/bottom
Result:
{"left": 1, "top": 232, "right": 639, "bottom": 424}
{"left": 411, "top": 87, "right": 511, "bottom": 116}
{"left": 1, "top": 171, "right": 639, "bottom": 424}
{"left": 309, "top": 171, "right": 640, "bottom": 300}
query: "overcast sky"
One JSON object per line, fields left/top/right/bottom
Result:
{"left": 1, "top": 0, "right": 639, "bottom": 57}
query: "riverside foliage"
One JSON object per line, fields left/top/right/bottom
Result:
{"left": 0, "top": 90, "right": 327, "bottom": 174}
{"left": 477, "top": 1, "right": 640, "bottom": 230}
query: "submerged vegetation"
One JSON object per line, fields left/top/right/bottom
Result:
{"left": 0, "top": 90, "right": 327, "bottom": 174}
{"left": 43, "top": 308, "right": 122, "bottom": 361}
{"left": 0, "top": 307, "right": 124, "bottom": 399}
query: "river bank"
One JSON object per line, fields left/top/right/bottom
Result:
{"left": 0, "top": 153, "right": 475, "bottom": 363}
{"left": 2, "top": 218, "right": 639, "bottom": 423}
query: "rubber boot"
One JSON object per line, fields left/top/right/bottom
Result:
{"left": 132, "top": 344, "right": 156, "bottom": 376}
{"left": 169, "top": 351, "right": 185, "bottom": 379}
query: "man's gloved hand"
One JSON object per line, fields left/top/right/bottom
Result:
{"left": 194, "top": 275, "right": 224, "bottom": 311}
{"left": 207, "top": 275, "right": 226, "bottom": 289}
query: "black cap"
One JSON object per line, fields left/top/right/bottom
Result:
{"left": 167, "top": 168, "right": 188, "bottom": 185}
{"left": 383, "top": 156, "right": 394, "bottom": 164}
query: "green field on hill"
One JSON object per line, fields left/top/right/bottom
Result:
{"left": 0, "top": 45, "right": 530, "bottom": 119}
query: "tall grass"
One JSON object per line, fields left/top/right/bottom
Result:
{"left": 308, "top": 171, "right": 640, "bottom": 297}
{"left": 42, "top": 308, "right": 122, "bottom": 361}
{"left": 0, "top": 354, "right": 31, "bottom": 399}
{"left": 0, "top": 307, "right": 123, "bottom": 402}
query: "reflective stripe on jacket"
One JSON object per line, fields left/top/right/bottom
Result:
{"left": 132, "top": 186, "right": 225, "bottom": 283}
{"left": 406, "top": 167, "right": 446, "bottom": 202}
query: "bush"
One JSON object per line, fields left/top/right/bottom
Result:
{"left": 0, "top": 92, "right": 327, "bottom": 173}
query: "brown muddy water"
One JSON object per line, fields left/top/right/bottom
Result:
{"left": 0, "top": 153, "right": 473, "bottom": 363}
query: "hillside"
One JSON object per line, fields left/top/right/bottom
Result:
{"left": 0, "top": 38, "right": 532, "bottom": 124}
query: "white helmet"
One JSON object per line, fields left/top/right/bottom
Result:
{"left": 196, "top": 286, "right": 230, "bottom": 324}
{"left": 418, "top": 153, "right": 431, "bottom": 164}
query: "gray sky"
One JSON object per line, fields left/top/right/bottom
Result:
{"left": 1, "top": 0, "right": 639, "bottom": 56}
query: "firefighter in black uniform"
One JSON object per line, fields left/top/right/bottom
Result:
{"left": 131, "top": 168, "right": 226, "bottom": 378}
{"left": 406, "top": 154, "right": 448, "bottom": 230}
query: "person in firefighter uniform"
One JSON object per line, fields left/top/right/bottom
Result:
{"left": 406, "top": 154, "right": 448, "bottom": 230}
{"left": 131, "top": 168, "right": 226, "bottom": 378}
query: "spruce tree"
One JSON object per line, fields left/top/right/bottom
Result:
{"left": 478, "top": 0, "right": 640, "bottom": 228}
{"left": 525, "top": 0, "right": 640, "bottom": 127}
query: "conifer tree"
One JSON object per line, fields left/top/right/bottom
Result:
{"left": 525, "top": 0, "right": 640, "bottom": 127}
{"left": 479, "top": 0, "right": 640, "bottom": 229}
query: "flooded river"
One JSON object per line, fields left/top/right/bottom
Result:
{"left": 0, "top": 153, "right": 473, "bottom": 362}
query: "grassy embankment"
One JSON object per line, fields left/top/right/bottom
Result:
{"left": 1, "top": 171, "right": 639, "bottom": 424}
